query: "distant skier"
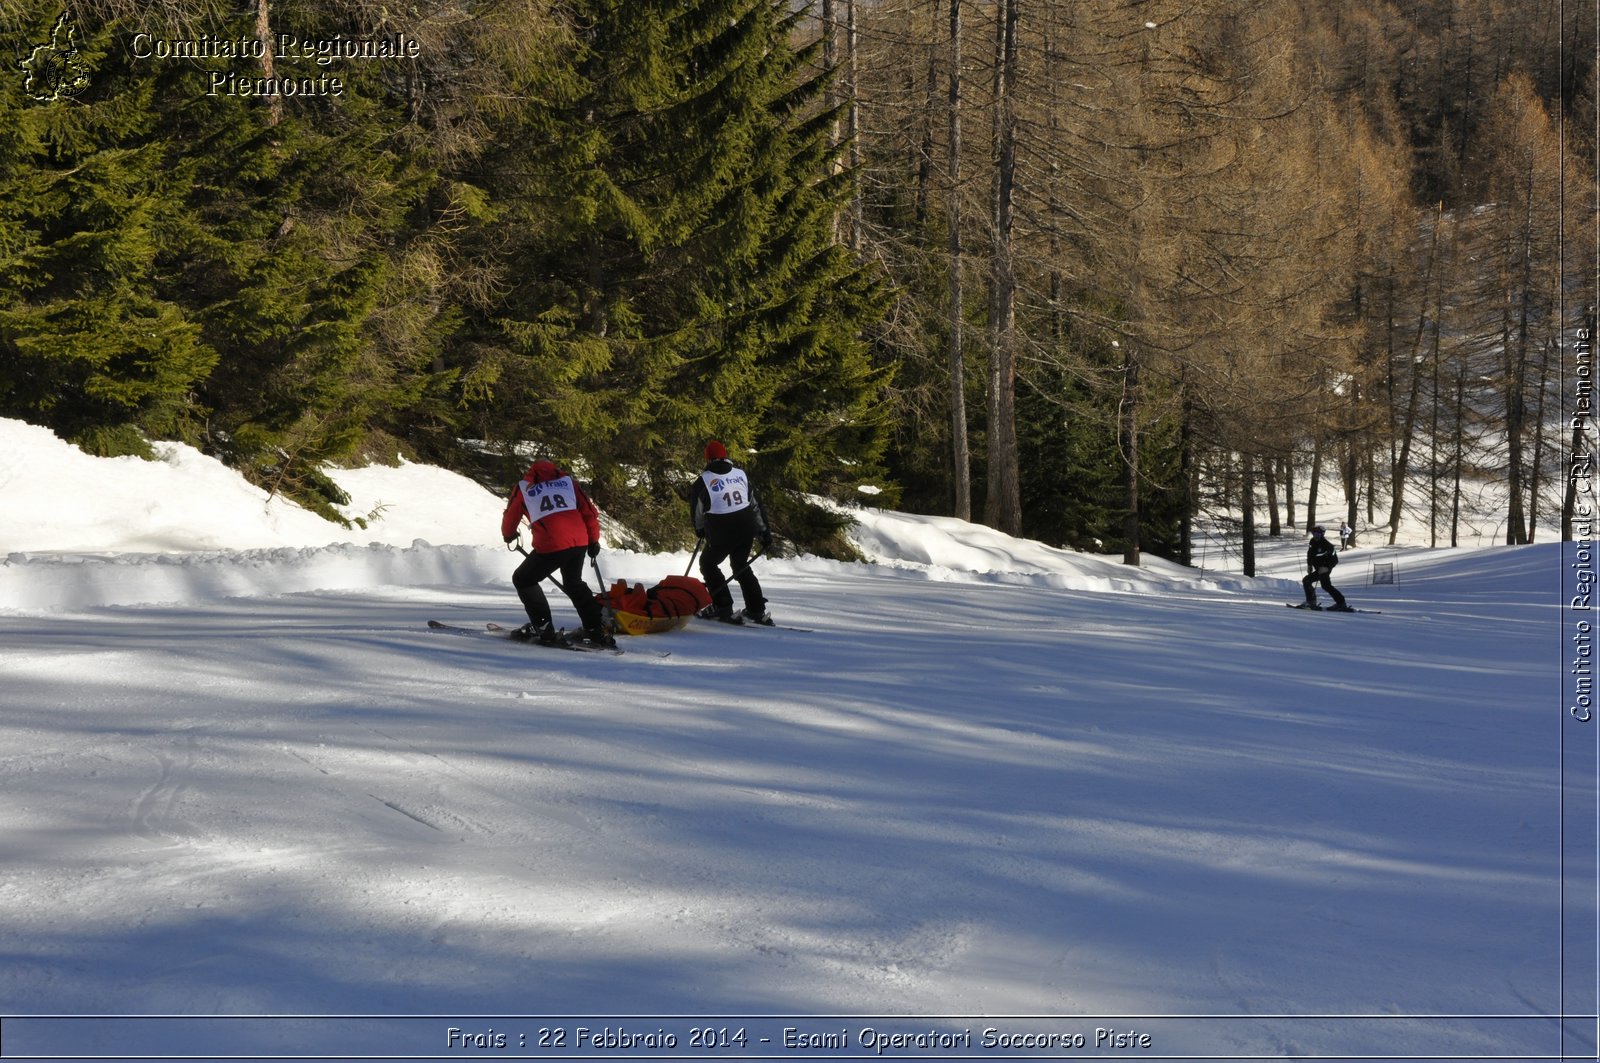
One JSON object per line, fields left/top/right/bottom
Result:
{"left": 1338, "top": 521, "right": 1353, "bottom": 550}
{"left": 501, "top": 459, "right": 615, "bottom": 647}
{"left": 1302, "top": 525, "right": 1351, "bottom": 612}
{"left": 690, "top": 440, "right": 773, "bottom": 624}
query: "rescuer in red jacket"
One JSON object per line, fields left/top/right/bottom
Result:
{"left": 500, "top": 459, "right": 613, "bottom": 646}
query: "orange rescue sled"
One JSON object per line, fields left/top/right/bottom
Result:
{"left": 599, "top": 575, "right": 712, "bottom": 636}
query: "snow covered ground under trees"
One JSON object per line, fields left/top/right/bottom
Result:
{"left": 0, "top": 418, "right": 1592, "bottom": 1062}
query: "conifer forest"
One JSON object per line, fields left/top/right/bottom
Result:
{"left": 2, "top": 0, "right": 1595, "bottom": 563}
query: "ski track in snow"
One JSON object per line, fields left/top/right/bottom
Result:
{"left": 0, "top": 551, "right": 1571, "bottom": 1055}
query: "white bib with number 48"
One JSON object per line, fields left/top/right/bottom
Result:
{"left": 520, "top": 475, "right": 579, "bottom": 523}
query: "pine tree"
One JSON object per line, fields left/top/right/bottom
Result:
{"left": 0, "top": 3, "right": 216, "bottom": 457}
{"left": 466, "top": 0, "right": 889, "bottom": 549}
{"left": 2, "top": 2, "right": 464, "bottom": 516}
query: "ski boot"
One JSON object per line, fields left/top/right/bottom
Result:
{"left": 511, "top": 620, "right": 563, "bottom": 645}
{"left": 740, "top": 606, "right": 774, "bottom": 626}
{"left": 577, "top": 624, "right": 617, "bottom": 649}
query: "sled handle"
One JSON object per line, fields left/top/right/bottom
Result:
{"left": 509, "top": 538, "right": 569, "bottom": 594}
{"left": 685, "top": 537, "right": 703, "bottom": 576}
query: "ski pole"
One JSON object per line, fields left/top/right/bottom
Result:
{"left": 684, "top": 537, "right": 703, "bottom": 576}
{"left": 732, "top": 543, "right": 766, "bottom": 582}
{"left": 511, "top": 539, "right": 570, "bottom": 595}
{"left": 589, "top": 552, "right": 615, "bottom": 632}
{"left": 512, "top": 541, "right": 564, "bottom": 589}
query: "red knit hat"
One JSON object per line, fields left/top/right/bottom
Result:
{"left": 704, "top": 440, "right": 728, "bottom": 461}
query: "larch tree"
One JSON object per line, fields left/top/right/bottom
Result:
{"left": 1471, "top": 72, "right": 1584, "bottom": 542}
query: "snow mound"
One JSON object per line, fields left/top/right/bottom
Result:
{"left": 0, "top": 419, "right": 505, "bottom": 554}
{"left": 0, "top": 418, "right": 1296, "bottom": 612}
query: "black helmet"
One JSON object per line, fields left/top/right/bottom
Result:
{"left": 1312, "top": 525, "right": 1326, "bottom": 535}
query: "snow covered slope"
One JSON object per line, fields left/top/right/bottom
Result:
{"left": 0, "top": 419, "right": 1590, "bottom": 1063}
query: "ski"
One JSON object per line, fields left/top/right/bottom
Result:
{"left": 487, "top": 622, "right": 676, "bottom": 657}
{"left": 485, "top": 622, "right": 628, "bottom": 654}
{"left": 693, "top": 605, "right": 812, "bottom": 632}
{"left": 427, "top": 619, "right": 629, "bottom": 655}
{"left": 713, "top": 620, "right": 815, "bottom": 632}
{"left": 428, "top": 618, "right": 501, "bottom": 639}
{"left": 1286, "top": 603, "right": 1382, "bottom": 615}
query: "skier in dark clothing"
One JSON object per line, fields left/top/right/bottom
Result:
{"left": 690, "top": 440, "right": 772, "bottom": 624}
{"left": 1302, "top": 525, "right": 1351, "bottom": 611}
{"left": 501, "top": 459, "right": 615, "bottom": 647}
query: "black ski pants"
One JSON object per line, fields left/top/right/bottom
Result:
{"left": 513, "top": 545, "right": 602, "bottom": 631}
{"left": 700, "top": 528, "right": 764, "bottom": 615}
{"left": 1302, "top": 567, "right": 1346, "bottom": 607}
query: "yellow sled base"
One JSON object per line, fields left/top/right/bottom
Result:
{"left": 610, "top": 610, "right": 693, "bottom": 637}
{"left": 597, "top": 575, "right": 711, "bottom": 636}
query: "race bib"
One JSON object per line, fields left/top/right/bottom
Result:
{"left": 702, "top": 468, "right": 751, "bottom": 515}
{"left": 520, "top": 475, "right": 579, "bottom": 524}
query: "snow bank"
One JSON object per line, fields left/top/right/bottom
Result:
{"left": 0, "top": 418, "right": 1299, "bottom": 613}
{"left": 0, "top": 419, "right": 506, "bottom": 554}
{"left": 841, "top": 503, "right": 1272, "bottom": 595}
{"left": 0, "top": 541, "right": 512, "bottom": 612}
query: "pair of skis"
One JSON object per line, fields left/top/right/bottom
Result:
{"left": 1286, "top": 603, "right": 1382, "bottom": 615}
{"left": 427, "top": 619, "right": 635, "bottom": 655}
{"left": 695, "top": 607, "right": 812, "bottom": 633}
{"left": 427, "top": 610, "right": 813, "bottom": 654}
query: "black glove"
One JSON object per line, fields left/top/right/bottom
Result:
{"left": 761, "top": 533, "right": 773, "bottom": 552}
{"left": 587, "top": 541, "right": 600, "bottom": 558}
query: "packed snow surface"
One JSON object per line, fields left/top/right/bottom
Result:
{"left": 0, "top": 419, "right": 1589, "bottom": 1062}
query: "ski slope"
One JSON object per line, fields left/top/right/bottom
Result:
{"left": 0, "top": 418, "right": 1590, "bottom": 1062}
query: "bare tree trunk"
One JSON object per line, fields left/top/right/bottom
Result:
{"left": 844, "top": 0, "right": 861, "bottom": 250}
{"left": 1283, "top": 455, "right": 1296, "bottom": 532}
{"left": 820, "top": 0, "right": 841, "bottom": 246}
{"left": 1265, "top": 455, "right": 1281, "bottom": 537}
{"left": 1179, "top": 392, "right": 1194, "bottom": 567}
{"left": 1388, "top": 205, "right": 1441, "bottom": 544}
{"left": 821, "top": 0, "right": 837, "bottom": 118}
{"left": 1387, "top": 355, "right": 1424, "bottom": 544}
{"left": 1365, "top": 447, "right": 1376, "bottom": 529}
{"left": 1452, "top": 357, "right": 1466, "bottom": 547}
{"left": 1342, "top": 440, "right": 1360, "bottom": 540}
{"left": 1121, "top": 355, "right": 1141, "bottom": 565}
{"left": 983, "top": 0, "right": 1021, "bottom": 535}
{"left": 1307, "top": 437, "right": 1323, "bottom": 532}
{"left": 1505, "top": 316, "right": 1530, "bottom": 544}
{"left": 1430, "top": 307, "right": 1443, "bottom": 547}
{"left": 946, "top": 0, "right": 971, "bottom": 521}
{"left": 1527, "top": 336, "right": 1554, "bottom": 540}
{"left": 256, "top": 0, "right": 282, "bottom": 126}
{"left": 913, "top": 1, "right": 940, "bottom": 230}
{"left": 1242, "top": 452, "right": 1257, "bottom": 578}
{"left": 1503, "top": 164, "right": 1541, "bottom": 545}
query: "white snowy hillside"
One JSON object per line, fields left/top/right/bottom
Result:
{"left": 0, "top": 417, "right": 1591, "bottom": 1062}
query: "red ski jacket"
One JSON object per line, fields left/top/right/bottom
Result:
{"left": 501, "top": 460, "right": 601, "bottom": 554}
